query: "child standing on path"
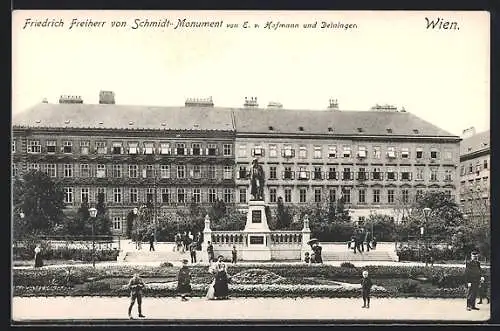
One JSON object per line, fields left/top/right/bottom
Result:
{"left": 177, "top": 259, "right": 192, "bottom": 301}
{"left": 361, "top": 270, "right": 373, "bottom": 309}
{"left": 127, "top": 273, "right": 146, "bottom": 319}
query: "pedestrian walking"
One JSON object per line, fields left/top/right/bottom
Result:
{"left": 465, "top": 250, "right": 482, "bottom": 311}
{"left": 231, "top": 246, "right": 237, "bottom": 264}
{"left": 127, "top": 273, "right": 146, "bottom": 319}
{"left": 177, "top": 259, "right": 191, "bottom": 301}
{"left": 149, "top": 233, "right": 155, "bottom": 252}
{"left": 207, "top": 241, "right": 214, "bottom": 262}
{"left": 189, "top": 242, "right": 197, "bottom": 263}
{"left": 365, "top": 231, "right": 372, "bottom": 252}
{"left": 34, "top": 244, "right": 43, "bottom": 268}
{"left": 353, "top": 231, "right": 362, "bottom": 254}
{"left": 477, "top": 277, "right": 490, "bottom": 305}
{"left": 361, "top": 270, "right": 373, "bottom": 308}
{"left": 359, "top": 229, "right": 365, "bottom": 252}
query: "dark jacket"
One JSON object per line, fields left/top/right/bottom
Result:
{"left": 207, "top": 244, "right": 214, "bottom": 254}
{"left": 465, "top": 260, "right": 481, "bottom": 283}
{"left": 479, "top": 281, "right": 489, "bottom": 295}
{"left": 177, "top": 266, "right": 191, "bottom": 293}
{"left": 361, "top": 277, "right": 373, "bottom": 292}
{"left": 128, "top": 277, "right": 145, "bottom": 295}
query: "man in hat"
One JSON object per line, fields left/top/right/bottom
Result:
{"left": 127, "top": 273, "right": 146, "bottom": 319}
{"left": 250, "top": 158, "right": 265, "bottom": 200}
{"left": 465, "top": 250, "right": 482, "bottom": 311}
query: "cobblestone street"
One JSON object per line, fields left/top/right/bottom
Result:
{"left": 12, "top": 297, "right": 490, "bottom": 322}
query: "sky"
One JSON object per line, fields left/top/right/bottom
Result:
{"left": 12, "top": 10, "right": 490, "bottom": 136}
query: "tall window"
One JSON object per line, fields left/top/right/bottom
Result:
{"left": 129, "top": 165, "right": 138, "bottom": 178}
{"left": 113, "top": 217, "right": 122, "bottom": 230}
{"left": 298, "top": 167, "right": 309, "bottom": 180}
{"left": 387, "top": 146, "right": 396, "bottom": 158}
{"left": 128, "top": 142, "right": 138, "bottom": 154}
{"left": 112, "top": 142, "right": 123, "bottom": 155}
{"left": 372, "top": 168, "right": 381, "bottom": 180}
{"left": 208, "top": 166, "right": 216, "bottom": 179}
{"left": 192, "top": 165, "right": 201, "bottom": 179}
{"left": 208, "top": 188, "right": 217, "bottom": 203}
{"left": 192, "top": 188, "right": 201, "bottom": 203}
{"left": 401, "top": 147, "right": 410, "bottom": 159}
{"left": 430, "top": 148, "right": 439, "bottom": 159}
{"left": 342, "top": 189, "right": 351, "bottom": 204}
{"left": 314, "top": 188, "right": 322, "bottom": 203}
{"left": 177, "top": 188, "right": 185, "bottom": 204}
{"left": 96, "top": 188, "right": 106, "bottom": 202}
{"left": 402, "top": 189, "right": 409, "bottom": 204}
{"left": 445, "top": 169, "right": 453, "bottom": 181}
{"left": 484, "top": 159, "right": 488, "bottom": 169}
{"left": 373, "top": 146, "right": 381, "bottom": 159}
{"left": 239, "top": 188, "right": 247, "bottom": 203}
{"left": 269, "top": 188, "right": 277, "bottom": 203}
{"left": 177, "top": 165, "right": 186, "bottom": 179}
{"left": 313, "top": 146, "right": 322, "bottom": 159}
{"left": 80, "top": 164, "right": 90, "bottom": 178}
{"left": 80, "top": 141, "right": 90, "bottom": 154}
{"left": 223, "top": 188, "right": 232, "bottom": 203}
{"left": 64, "top": 187, "right": 73, "bottom": 203}
{"left": 113, "top": 188, "right": 122, "bottom": 203}
{"left": 223, "top": 166, "right": 233, "bottom": 179}
{"left": 299, "top": 188, "right": 307, "bottom": 203}
{"left": 357, "top": 146, "right": 367, "bottom": 158}
{"left": 223, "top": 144, "right": 232, "bottom": 156}
{"left": 342, "top": 146, "right": 351, "bottom": 158}
{"left": 46, "top": 140, "right": 57, "bottom": 153}
{"left": 357, "top": 168, "right": 367, "bottom": 180}
{"left": 416, "top": 147, "right": 423, "bottom": 159}
{"left": 269, "top": 166, "right": 277, "bottom": 179}
{"left": 146, "top": 188, "right": 154, "bottom": 203}
{"left": 299, "top": 145, "right": 307, "bottom": 158}
{"left": 416, "top": 168, "right": 424, "bottom": 180}
{"left": 328, "top": 167, "right": 337, "bottom": 180}
{"left": 96, "top": 141, "right": 107, "bottom": 154}
{"left": 284, "top": 188, "right": 292, "bottom": 203}
{"left": 28, "top": 140, "right": 41, "bottom": 153}
{"left": 160, "top": 165, "right": 170, "bottom": 178}
{"left": 388, "top": 189, "right": 395, "bottom": 204}
{"left": 329, "top": 189, "right": 336, "bottom": 202}
{"left": 328, "top": 145, "right": 337, "bottom": 158}
{"left": 12, "top": 140, "right": 15, "bottom": 153}
{"left": 207, "top": 144, "right": 217, "bottom": 156}
{"left": 283, "top": 145, "right": 294, "bottom": 158}
{"left": 81, "top": 188, "right": 89, "bottom": 203}
{"left": 342, "top": 168, "right": 352, "bottom": 180}
{"left": 430, "top": 168, "right": 438, "bottom": 181}
{"left": 96, "top": 164, "right": 106, "bottom": 178}
{"left": 130, "top": 188, "right": 138, "bottom": 204}
{"left": 358, "top": 189, "right": 366, "bottom": 203}
{"left": 191, "top": 143, "right": 201, "bottom": 156}
{"left": 43, "top": 164, "right": 57, "bottom": 178}
{"left": 373, "top": 189, "right": 380, "bottom": 203}
{"left": 176, "top": 143, "right": 186, "bottom": 155}
{"left": 63, "top": 164, "right": 73, "bottom": 177}
{"left": 386, "top": 168, "right": 396, "bottom": 180}
{"left": 112, "top": 164, "right": 122, "bottom": 178}
{"left": 269, "top": 145, "right": 278, "bottom": 158}
{"left": 143, "top": 164, "right": 154, "bottom": 178}
{"left": 313, "top": 167, "right": 323, "bottom": 180}
{"left": 160, "top": 143, "right": 171, "bottom": 155}
{"left": 12, "top": 163, "right": 18, "bottom": 177}
{"left": 161, "top": 188, "right": 169, "bottom": 204}
{"left": 143, "top": 142, "right": 154, "bottom": 155}
{"left": 283, "top": 167, "right": 293, "bottom": 180}
{"left": 401, "top": 169, "right": 412, "bottom": 181}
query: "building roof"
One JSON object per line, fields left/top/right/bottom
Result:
{"left": 232, "top": 108, "right": 457, "bottom": 137}
{"left": 12, "top": 103, "right": 235, "bottom": 132}
{"left": 460, "top": 130, "right": 490, "bottom": 155}
{"left": 12, "top": 102, "right": 457, "bottom": 138}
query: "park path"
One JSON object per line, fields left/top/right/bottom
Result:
{"left": 12, "top": 297, "right": 490, "bottom": 322}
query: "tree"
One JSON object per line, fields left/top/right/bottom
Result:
{"left": 94, "top": 193, "right": 111, "bottom": 235}
{"left": 367, "top": 213, "right": 396, "bottom": 241}
{"left": 65, "top": 198, "right": 91, "bottom": 235}
{"left": 208, "top": 199, "right": 226, "bottom": 221}
{"left": 12, "top": 170, "right": 65, "bottom": 239}
{"left": 275, "top": 197, "right": 292, "bottom": 229}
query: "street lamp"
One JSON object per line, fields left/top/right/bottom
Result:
{"left": 88, "top": 207, "right": 98, "bottom": 268}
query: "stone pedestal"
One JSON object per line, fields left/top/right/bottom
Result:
{"left": 300, "top": 215, "right": 311, "bottom": 260}
{"left": 242, "top": 200, "right": 271, "bottom": 261}
{"left": 202, "top": 215, "right": 212, "bottom": 254}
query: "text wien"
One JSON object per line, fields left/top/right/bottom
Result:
{"left": 425, "top": 17, "right": 459, "bottom": 30}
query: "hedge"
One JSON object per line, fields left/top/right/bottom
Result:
{"left": 13, "top": 246, "right": 120, "bottom": 262}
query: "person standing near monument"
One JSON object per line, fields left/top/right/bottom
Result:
{"left": 207, "top": 241, "right": 215, "bottom": 262}
{"left": 465, "top": 250, "right": 482, "bottom": 311}
{"left": 250, "top": 158, "right": 265, "bottom": 200}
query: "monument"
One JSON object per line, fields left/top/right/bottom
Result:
{"left": 241, "top": 158, "right": 271, "bottom": 260}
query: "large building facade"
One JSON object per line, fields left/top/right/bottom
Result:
{"left": 12, "top": 93, "right": 461, "bottom": 234}
{"left": 459, "top": 127, "right": 490, "bottom": 222}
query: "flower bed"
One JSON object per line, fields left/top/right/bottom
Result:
{"left": 12, "top": 263, "right": 489, "bottom": 298}
{"left": 13, "top": 247, "right": 120, "bottom": 262}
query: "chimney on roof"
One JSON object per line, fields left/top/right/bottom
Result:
{"left": 328, "top": 98, "right": 339, "bottom": 110}
{"left": 462, "top": 126, "right": 476, "bottom": 138}
{"left": 184, "top": 96, "right": 214, "bottom": 107}
{"left": 59, "top": 95, "right": 83, "bottom": 104}
{"left": 99, "top": 91, "right": 115, "bottom": 104}
{"left": 267, "top": 101, "right": 283, "bottom": 109}
{"left": 244, "top": 97, "right": 259, "bottom": 108}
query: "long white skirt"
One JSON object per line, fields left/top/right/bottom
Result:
{"left": 206, "top": 280, "right": 215, "bottom": 300}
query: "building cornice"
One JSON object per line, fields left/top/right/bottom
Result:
{"left": 460, "top": 148, "right": 490, "bottom": 162}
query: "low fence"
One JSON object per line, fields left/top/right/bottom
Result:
{"left": 13, "top": 235, "right": 122, "bottom": 251}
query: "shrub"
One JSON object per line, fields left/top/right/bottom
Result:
{"left": 86, "top": 281, "right": 111, "bottom": 292}
{"left": 397, "top": 280, "right": 420, "bottom": 294}
{"left": 340, "top": 262, "right": 356, "bottom": 269}
{"left": 159, "top": 262, "right": 174, "bottom": 268}
{"left": 13, "top": 246, "right": 120, "bottom": 262}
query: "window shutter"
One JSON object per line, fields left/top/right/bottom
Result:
{"left": 236, "top": 171, "right": 240, "bottom": 179}
{"left": 205, "top": 148, "right": 209, "bottom": 155}
{"left": 199, "top": 148, "right": 203, "bottom": 156}
{"left": 216, "top": 148, "right": 219, "bottom": 155}
{"left": 190, "top": 148, "right": 193, "bottom": 155}
{"left": 174, "top": 148, "right": 178, "bottom": 155}
{"left": 184, "top": 148, "right": 188, "bottom": 155}
{"left": 142, "top": 168, "right": 147, "bottom": 178}
{"left": 394, "top": 172, "right": 398, "bottom": 180}
{"left": 291, "top": 171, "right": 295, "bottom": 179}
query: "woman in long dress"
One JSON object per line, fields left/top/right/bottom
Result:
{"left": 213, "top": 255, "right": 230, "bottom": 300}
{"left": 206, "top": 262, "right": 216, "bottom": 300}
{"left": 34, "top": 244, "right": 43, "bottom": 268}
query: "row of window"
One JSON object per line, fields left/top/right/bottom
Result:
{"left": 239, "top": 144, "right": 454, "bottom": 160}
{"left": 460, "top": 159, "right": 489, "bottom": 176}
{"left": 238, "top": 166, "right": 454, "bottom": 181}
{"left": 63, "top": 187, "right": 234, "bottom": 204}
{"left": 252, "top": 187, "right": 453, "bottom": 204}
{"left": 16, "top": 140, "right": 233, "bottom": 156}
{"left": 15, "top": 163, "right": 235, "bottom": 180}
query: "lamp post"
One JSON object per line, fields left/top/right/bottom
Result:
{"left": 88, "top": 207, "right": 98, "bottom": 268}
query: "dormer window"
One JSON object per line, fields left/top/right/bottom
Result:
{"left": 386, "top": 128, "right": 393, "bottom": 133}
{"left": 298, "top": 126, "right": 304, "bottom": 131}
{"left": 268, "top": 126, "right": 274, "bottom": 131}
{"left": 357, "top": 128, "right": 363, "bottom": 133}
{"left": 328, "top": 127, "right": 333, "bottom": 132}
{"left": 413, "top": 129, "right": 419, "bottom": 134}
